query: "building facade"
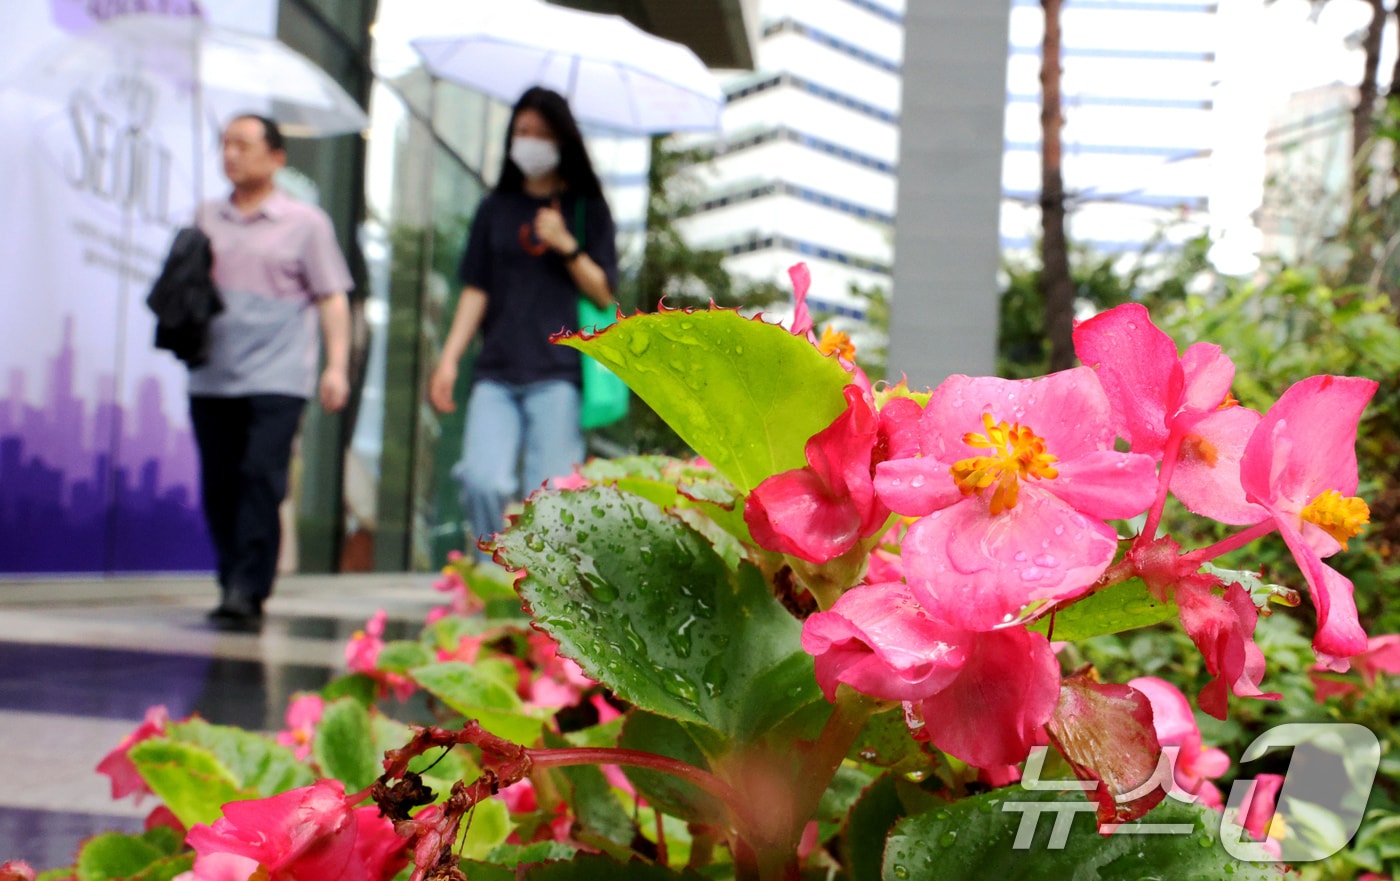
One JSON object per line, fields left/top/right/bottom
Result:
{"left": 674, "top": 0, "right": 906, "bottom": 320}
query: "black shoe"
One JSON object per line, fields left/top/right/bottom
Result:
{"left": 208, "top": 592, "right": 263, "bottom": 629}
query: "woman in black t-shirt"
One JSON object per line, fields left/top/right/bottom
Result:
{"left": 429, "top": 87, "right": 619, "bottom": 557}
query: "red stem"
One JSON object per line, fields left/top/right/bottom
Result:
{"left": 529, "top": 746, "right": 739, "bottom": 808}
{"left": 1183, "top": 520, "right": 1278, "bottom": 567}
{"left": 1141, "top": 429, "right": 1184, "bottom": 542}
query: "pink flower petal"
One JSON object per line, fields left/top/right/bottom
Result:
{"left": 915, "top": 627, "right": 1060, "bottom": 768}
{"left": 1240, "top": 375, "right": 1375, "bottom": 513}
{"left": 789, "top": 263, "right": 813, "bottom": 338}
{"left": 872, "top": 456, "right": 963, "bottom": 516}
{"left": 746, "top": 467, "right": 862, "bottom": 562}
{"left": 1073, "top": 302, "right": 1178, "bottom": 454}
{"left": 919, "top": 371, "right": 1116, "bottom": 462}
{"left": 904, "top": 491, "right": 1119, "bottom": 631}
{"left": 1177, "top": 342, "right": 1236, "bottom": 413}
{"left": 1048, "top": 450, "right": 1158, "bottom": 520}
{"left": 1274, "top": 514, "right": 1368, "bottom": 666}
{"left": 801, "top": 583, "right": 968, "bottom": 702}
{"left": 1169, "top": 406, "right": 1267, "bottom": 525}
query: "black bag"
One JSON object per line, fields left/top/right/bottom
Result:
{"left": 146, "top": 226, "right": 224, "bottom": 367}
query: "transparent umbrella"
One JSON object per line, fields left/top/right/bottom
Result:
{"left": 31, "top": 13, "right": 369, "bottom": 138}
{"left": 410, "top": 0, "right": 723, "bottom": 135}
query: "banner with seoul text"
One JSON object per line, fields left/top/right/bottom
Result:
{"left": 0, "top": 1, "right": 275, "bottom": 574}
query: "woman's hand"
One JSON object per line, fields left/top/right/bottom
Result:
{"left": 533, "top": 202, "right": 577, "bottom": 254}
{"left": 428, "top": 360, "right": 459, "bottom": 413}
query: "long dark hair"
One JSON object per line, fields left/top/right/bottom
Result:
{"left": 497, "top": 87, "right": 603, "bottom": 198}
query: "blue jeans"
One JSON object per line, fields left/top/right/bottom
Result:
{"left": 453, "top": 378, "right": 584, "bottom": 557}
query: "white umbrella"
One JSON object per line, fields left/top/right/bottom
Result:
{"left": 410, "top": 1, "right": 724, "bottom": 135}
{"left": 29, "top": 14, "right": 369, "bottom": 139}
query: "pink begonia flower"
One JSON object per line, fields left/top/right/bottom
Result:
{"left": 1127, "top": 676, "right": 1229, "bottom": 809}
{"left": 746, "top": 385, "right": 921, "bottom": 564}
{"left": 1179, "top": 581, "right": 1277, "bottom": 720}
{"left": 549, "top": 471, "right": 590, "bottom": 490}
{"left": 875, "top": 370, "right": 1158, "bottom": 631}
{"left": 436, "top": 633, "right": 485, "bottom": 664}
{"left": 1239, "top": 375, "right": 1377, "bottom": 667}
{"left": 499, "top": 780, "right": 574, "bottom": 844}
{"left": 787, "top": 263, "right": 871, "bottom": 392}
{"left": 346, "top": 610, "right": 416, "bottom": 701}
{"left": 275, "top": 694, "right": 325, "bottom": 761}
{"left": 0, "top": 861, "right": 35, "bottom": 881}
{"left": 430, "top": 562, "right": 485, "bottom": 621}
{"left": 802, "top": 582, "right": 1058, "bottom": 768}
{"left": 1074, "top": 303, "right": 1264, "bottom": 525}
{"left": 1236, "top": 772, "right": 1286, "bottom": 857}
{"left": 801, "top": 582, "right": 967, "bottom": 703}
{"left": 185, "top": 779, "right": 408, "bottom": 881}
{"left": 522, "top": 631, "right": 596, "bottom": 709}
{"left": 145, "top": 804, "right": 186, "bottom": 835}
{"left": 907, "top": 625, "right": 1061, "bottom": 769}
{"left": 393, "top": 805, "right": 451, "bottom": 881}
{"left": 1131, "top": 533, "right": 1279, "bottom": 718}
{"left": 1310, "top": 634, "right": 1400, "bottom": 701}
{"left": 96, "top": 704, "right": 170, "bottom": 803}
{"left": 590, "top": 693, "right": 621, "bottom": 725}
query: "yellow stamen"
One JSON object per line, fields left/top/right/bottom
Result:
{"left": 1264, "top": 811, "right": 1288, "bottom": 842}
{"left": 1218, "top": 391, "right": 1239, "bottom": 410}
{"left": 949, "top": 412, "right": 1059, "bottom": 515}
{"left": 1180, "top": 433, "right": 1219, "bottom": 467}
{"left": 1300, "top": 489, "right": 1369, "bottom": 549}
{"left": 817, "top": 326, "right": 856, "bottom": 360}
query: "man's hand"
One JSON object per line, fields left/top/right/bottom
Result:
{"left": 319, "top": 366, "right": 350, "bottom": 413}
{"left": 429, "top": 360, "right": 458, "bottom": 413}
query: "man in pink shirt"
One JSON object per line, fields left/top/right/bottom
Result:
{"left": 190, "top": 114, "right": 352, "bottom": 628}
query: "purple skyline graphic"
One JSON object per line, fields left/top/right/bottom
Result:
{"left": 0, "top": 314, "right": 213, "bottom": 573}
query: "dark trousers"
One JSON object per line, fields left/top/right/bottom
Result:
{"left": 189, "top": 395, "right": 306, "bottom": 603}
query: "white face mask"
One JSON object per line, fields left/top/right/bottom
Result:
{"left": 510, "top": 136, "right": 560, "bottom": 179}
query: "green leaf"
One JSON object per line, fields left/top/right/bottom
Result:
{"left": 561, "top": 310, "right": 853, "bottom": 492}
{"left": 882, "top": 788, "right": 1285, "bottom": 880}
{"left": 519, "top": 852, "right": 710, "bottom": 880}
{"left": 618, "top": 711, "right": 723, "bottom": 825}
{"left": 848, "top": 708, "right": 928, "bottom": 773}
{"left": 312, "top": 697, "right": 380, "bottom": 792}
{"left": 482, "top": 841, "right": 580, "bottom": 867}
{"left": 322, "top": 673, "right": 379, "bottom": 706}
{"left": 163, "top": 718, "right": 315, "bottom": 796}
{"left": 410, "top": 661, "right": 549, "bottom": 744}
{"left": 128, "top": 739, "right": 248, "bottom": 829}
{"left": 75, "top": 832, "right": 166, "bottom": 881}
{"left": 376, "top": 639, "right": 435, "bottom": 674}
{"left": 496, "top": 485, "right": 824, "bottom": 746}
{"left": 844, "top": 775, "right": 907, "bottom": 881}
{"left": 543, "top": 732, "right": 637, "bottom": 847}
{"left": 1027, "top": 577, "right": 1177, "bottom": 642}
{"left": 126, "top": 854, "right": 195, "bottom": 881}
{"left": 461, "top": 795, "right": 513, "bottom": 860}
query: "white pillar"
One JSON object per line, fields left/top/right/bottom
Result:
{"left": 888, "top": 0, "right": 1012, "bottom": 387}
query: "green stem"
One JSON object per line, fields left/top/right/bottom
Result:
{"left": 794, "top": 686, "right": 886, "bottom": 826}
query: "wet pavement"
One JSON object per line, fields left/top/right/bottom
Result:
{"left": 0, "top": 573, "right": 441, "bottom": 870}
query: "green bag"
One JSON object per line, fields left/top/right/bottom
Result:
{"left": 573, "top": 199, "right": 629, "bottom": 430}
